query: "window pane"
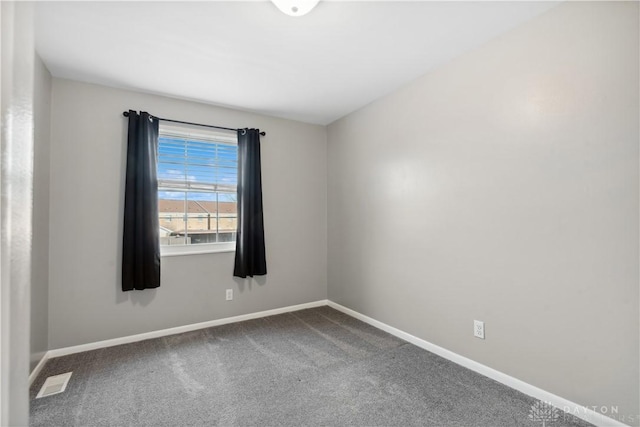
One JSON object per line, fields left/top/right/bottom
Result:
{"left": 184, "top": 192, "right": 237, "bottom": 245}
{"left": 218, "top": 193, "right": 237, "bottom": 243}
{"left": 157, "top": 129, "right": 238, "bottom": 247}
{"left": 158, "top": 191, "right": 187, "bottom": 245}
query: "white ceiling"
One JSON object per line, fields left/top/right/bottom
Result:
{"left": 35, "top": 1, "right": 559, "bottom": 125}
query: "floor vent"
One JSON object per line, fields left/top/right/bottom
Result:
{"left": 36, "top": 372, "right": 72, "bottom": 398}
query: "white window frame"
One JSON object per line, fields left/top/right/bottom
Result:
{"left": 157, "top": 123, "right": 238, "bottom": 257}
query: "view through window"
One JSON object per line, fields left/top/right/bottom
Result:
{"left": 157, "top": 125, "right": 238, "bottom": 246}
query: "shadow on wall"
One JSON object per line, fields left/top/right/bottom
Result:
{"left": 116, "top": 287, "right": 157, "bottom": 306}
{"left": 112, "top": 270, "right": 266, "bottom": 305}
{"left": 233, "top": 275, "right": 267, "bottom": 293}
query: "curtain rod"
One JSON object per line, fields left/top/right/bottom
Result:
{"left": 122, "top": 111, "right": 266, "bottom": 136}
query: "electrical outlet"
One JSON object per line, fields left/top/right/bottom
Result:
{"left": 474, "top": 320, "right": 485, "bottom": 339}
{"left": 225, "top": 289, "right": 233, "bottom": 301}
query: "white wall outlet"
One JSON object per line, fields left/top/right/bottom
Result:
{"left": 225, "top": 289, "right": 233, "bottom": 301}
{"left": 474, "top": 320, "right": 485, "bottom": 339}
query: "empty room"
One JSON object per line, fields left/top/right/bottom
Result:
{"left": 1, "top": 0, "right": 638, "bottom": 426}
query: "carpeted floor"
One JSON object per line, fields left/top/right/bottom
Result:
{"left": 30, "top": 306, "right": 592, "bottom": 426}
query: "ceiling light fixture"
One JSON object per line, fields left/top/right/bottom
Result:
{"left": 270, "top": 0, "right": 320, "bottom": 17}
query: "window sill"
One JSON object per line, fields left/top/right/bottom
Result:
{"left": 161, "top": 243, "right": 236, "bottom": 257}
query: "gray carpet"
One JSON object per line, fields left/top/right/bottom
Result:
{"left": 30, "top": 306, "right": 592, "bottom": 427}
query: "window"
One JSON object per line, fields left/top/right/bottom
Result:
{"left": 157, "top": 124, "right": 238, "bottom": 255}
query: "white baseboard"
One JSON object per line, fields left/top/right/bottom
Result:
{"left": 326, "top": 300, "right": 628, "bottom": 427}
{"left": 32, "top": 300, "right": 328, "bottom": 378}
{"left": 28, "top": 352, "right": 50, "bottom": 386}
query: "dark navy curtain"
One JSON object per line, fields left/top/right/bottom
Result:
{"left": 122, "top": 110, "right": 161, "bottom": 291}
{"left": 234, "top": 129, "right": 267, "bottom": 278}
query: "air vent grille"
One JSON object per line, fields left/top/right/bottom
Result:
{"left": 36, "top": 372, "right": 72, "bottom": 398}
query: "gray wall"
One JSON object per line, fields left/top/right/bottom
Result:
{"left": 48, "top": 79, "right": 327, "bottom": 349}
{"left": 31, "top": 53, "right": 51, "bottom": 371}
{"left": 1, "top": 2, "right": 35, "bottom": 425}
{"left": 327, "top": 1, "right": 639, "bottom": 423}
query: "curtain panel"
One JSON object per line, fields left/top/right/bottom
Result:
{"left": 122, "top": 110, "right": 161, "bottom": 291}
{"left": 234, "top": 128, "right": 267, "bottom": 278}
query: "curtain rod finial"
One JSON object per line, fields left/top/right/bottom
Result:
{"left": 123, "top": 111, "right": 130, "bottom": 117}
